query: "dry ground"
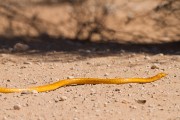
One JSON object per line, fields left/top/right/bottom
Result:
{"left": 0, "top": 42, "right": 180, "bottom": 120}
{"left": 0, "top": 0, "right": 180, "bottom": 120}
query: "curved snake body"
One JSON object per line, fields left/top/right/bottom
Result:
{"left": 0, "top": 73, "right": 167, "bottom": 93}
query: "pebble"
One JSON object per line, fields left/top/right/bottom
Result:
{"left": 54, "top": 95, "right": 68, "bottom": 102}
{"left": 13, "top": 104, "right": 21, "bottom": 110}
{"left": 90, "top": 88, "right": 96, "bottom": 94}
{"left": 152, "top": 83, "right": 158, "bottom": 87}
{"left": 2, "top": 116, "right": 7, "bottom": 120}
{"left": 67, "top": 76, "right": 74, "bottom": 79}
{"left": 120, "top": 49, "right": 125, "bottom": 53}
{"left": 106, "top": 64, "right": 111, "bottom": 67}
{"left": 104, "top": 102, "right": 108, "bottom": 107}
{"left": 129, "top": 105, "right": 137, "bottom": 109}
{"left": 31, "top": 90, "right": 38, "bottom": 94}
{"left": 59, "top": 96, "right": 67, "bottom": 101}
{"left": 23, "top": 62, "right": 32, "bottom": 65}
{"left": 114, "top": 88, "right": 121, "bottom": 91}
{"left": 13, "top": 43, "right": 29, "bottom": 52}
{"left": 85, "top": 50, "right": 91, "bottom": 53}
{"left": 73, "top": 117, "right": 78, "bottom": 120}
{"left": 151, "top": 64, "right": 159, "bottom": 69}
{"left": 104, "top": 73, "right": 109, "bottom": 76}
{"left": 144, "top": 56, "right": 151, "bottom": 60}
{"left": 70, "top": 67, "right": 74, "bottom": 70}
{"left": 6, "top": 79, "right": 11, "bottom": 82}
{"left": 21, "top": 90, "right": 38, "bottom": 94}
{"left": 86, "top": 62, "right": 91, "bottom": 65}
{"left": 158, "top": 53, "right": 164, "bottom": 56}
{"left": 136, "top": 100, "right": 147, "bottom": 104}
{"left": 121, "top": 99, "right": 130, "bottom": 104}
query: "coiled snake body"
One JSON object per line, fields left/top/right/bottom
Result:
{"left": 0, "top": 73, "right": 167, "bottom": 93}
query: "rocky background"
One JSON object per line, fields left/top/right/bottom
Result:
{"left": 0, "top": 0, "right": 179, "bottom": 45}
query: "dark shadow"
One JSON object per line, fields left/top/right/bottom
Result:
{"left": 0, "top": 35, "right": 179, "bottom": 57}
{"left": 0, "top": 0, "right": 179, "bottom": 62}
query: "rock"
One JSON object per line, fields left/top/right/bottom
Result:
{"left": 129, "top": 105, "right": 137, "bottom": 109}
{"left": 13, "top": 104, "right": 21, "bottom": 110}
{"left": 23, "top": 62, "right": 32, "bottom": 65}
{"left": 104, "top": 73, "right": 109, "bottom": 76}
{"left": 59, "top": 96, "right": 67, "bottom": 101}
{"left": 114, "top": 88, "right": 121, "bottom": 91}
{"left": 6, "top": 79, "right": 10, "bottom": 82}
{"left": 73, "top": 117, "right": 78, "bottom": 120}
{"left": 86, "top": 62, "right": 91, "bottom": 65}
{"left": 144, "top": 56, "right": 151, "bottom": 60}
{"left": 158, "top": 53, "right": 164, "bottom": 56}
{"left": 151, "top": 64, "right": 159, "bottom": 69}
{"left": 121, "top": 99, "right": 130, "bottom": 104}
{"left": 85, "top": 50, "right": 91, "bottom": 53}
{"left": 136, "top": 100, "right": 147, "bottom": 104}
{"left": 21, "top": 90, "right": 38, "bottom": 94}
{"left": 13, "top": 43, "right": 29, "bottom": 52}
{"left": 90, "top": 88, "right": 96, "bottom": 94}
{"left": 103, "top": 102, "right": 108, "bottom": 107}
{"left": 67, "top": 76, "right": 74, "bottom": 79}
{"left": 2, "top": 116, "right": 7, "bottom": 120}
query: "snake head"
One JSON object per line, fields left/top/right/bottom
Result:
{"left": 157, "top": 73, "right": 167, "bottom": 78}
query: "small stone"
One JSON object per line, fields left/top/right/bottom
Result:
{"left": 107, "top": 64, "right": 111, "bottom": 67}
{"left": 21, "top": 90, "right": 38, "bottom": 94}
{"left": 104, "top": 73, "right": 109, "bottom": 76}
{"left": 13, "top": 105, "right": 21, "bottom": 110}
{"left": 129, "top": 105, "right": 137, "bottom": 109}
{"left": 152, "top": 83, "right": 158, "bottom": 87}
{"left": 144, "top": 56, "right": 151, "bottom": 60}
{"left": 70, "top": 67, "right": 74, "bottom": 70}
{"left": 20, "top": 66, "right": 26, "bottom": 69}
{"left": 7, "top": 79, "right": 10, "bottom": 82}
{"left": 31, "top": 90, "right": 38, "bottom": 94}
{"left": 54, "top": 98, "right": 59, "bottom": 103}
{"left": 67, "top": 76, "right": 74, "bottom": 79}
{"left": 114, "top": 88, "right": 120, "bottom": 91}
{"left": 158, "top": 53, "right": 164, "bottom": 56}
{"left": 104, "top": 102, "right": 108, "bottom": 107}
{"left": 114, "top": 99, "right": 119, "bottom": 102}
{"left": 151, "top": 64, "right": 159, "bottom": 69}
{"left": 23, "top": 62, "right": 32, "bottom": 65}
{"left": 59, "top": 96, "right": 67, "bottom": 101}
{"left": 2, "top": 116, "right": 7, "bottom": 120}
{"left": 121, "top": 99, "right": 130, "bottom": 104}
{"left": 90, "top": 88, "right": 96, "bottom": 94}
{"left": 13, "top": 43, "right": 29, "bottom": 52}
{"left": 85, "top": 50, "right": 91, "bottom": 53}
{"left": 120, "top": 49, "right": 125, "bottom": 53}
{"left": 136, "top": 100, "right": 147, "bottom": 104}
{"left": 21, "top": 90, "right": 31, "bottom": 94}
{"left": 86, "top": 62, "right": 91, "bottom": 65}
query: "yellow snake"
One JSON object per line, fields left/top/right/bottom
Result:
{"left": 0, "top": 73, "right": 167, "bottom": 93}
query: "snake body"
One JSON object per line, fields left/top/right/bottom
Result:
{"left": 0, "top": 73, "right": 167, "bottom": 93}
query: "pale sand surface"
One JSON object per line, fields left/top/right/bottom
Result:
{"left": 0, "top": 49, "right": 179, "bottom": 120}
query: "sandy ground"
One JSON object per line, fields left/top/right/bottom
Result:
{"left": 0, "top": 46, "right": 180, "bottom": 120}
{"left": 0, "top": 0, "right": 180, "bottom": 120}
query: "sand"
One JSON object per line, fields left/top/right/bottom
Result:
{"left": 0, "top": 46, "right": 179, "bottom": 120}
